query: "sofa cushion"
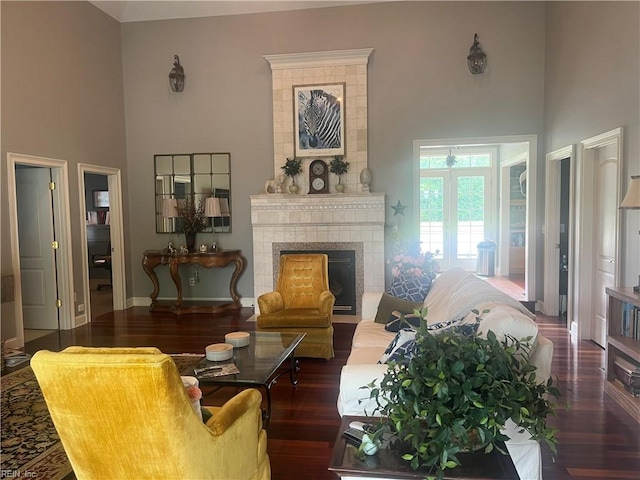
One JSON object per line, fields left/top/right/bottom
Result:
{"left": 374, "top": 293, "right": 423, "bottom": 324}
{"left": 422, "top": 268, "right": 471, "bottom": 325}
{"left": 352, "top": 321, "right": 396, "bottom": 349}
{"left": 474, "top": 303, "right": 539, "bottom": 347}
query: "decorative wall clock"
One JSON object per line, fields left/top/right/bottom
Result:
{"left": 308, "top": 159, "right": 329, "bottom": 194}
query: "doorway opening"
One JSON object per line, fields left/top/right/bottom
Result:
{"left": 414, "top": 135, "right": 537, "bottom": 303}
{"left": 78, "top": 164, "right": 126, "bottom": 323}
{"left": 7, "top": 153, "right": 74, "bottom": 349}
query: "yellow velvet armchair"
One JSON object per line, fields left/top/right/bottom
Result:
{"left": 31, "top": 347, "right": 270, "bottom": 480}
{"left": 257, "top": 254, "right": 335, "bottom": 359}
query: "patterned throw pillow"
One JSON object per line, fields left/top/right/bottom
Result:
{"left": 378, "top": 329, "right": 417, "bottom": 364}
{"left": 386, "top": 274, "right": 433, "bottom": 302}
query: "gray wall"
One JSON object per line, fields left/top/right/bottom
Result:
{"left": 1, "top": 1, "right": 638, "bottom": 339}
{"left": 121, "top": 1, "right": 547, "bottom": 301}
{"left": 544, "top": 1, "right": 640, "bottom": 287}
{"left": 1, "top": 0, "right": 129, "bottom": 335}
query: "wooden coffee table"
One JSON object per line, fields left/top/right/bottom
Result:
{"left": 329, "top": 415, "right": 519, "bottom": 479}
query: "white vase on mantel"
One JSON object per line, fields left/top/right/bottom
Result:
{"left": 360, "top": 168, "right": 372, "bottom": 192}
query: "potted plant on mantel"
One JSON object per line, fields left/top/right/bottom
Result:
{"left": 365, "top": 312, "right": 560, "bottom": 480}
{"left": 281, "top": 157, "right": 302, "bottom": 193}
{"left": 329, "top": 155, "right": 349, "bottom": 192}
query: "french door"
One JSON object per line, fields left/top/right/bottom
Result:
{"left": 418, "top": 150, "right": 494, "bottom": 271}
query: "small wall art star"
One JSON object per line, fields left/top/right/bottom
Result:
{"left": 391, "top": 200, "right": 406, "bottom": 216}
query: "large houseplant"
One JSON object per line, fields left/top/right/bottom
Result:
{"left": 365, "top": 311, "right": 560, "bottom": 479}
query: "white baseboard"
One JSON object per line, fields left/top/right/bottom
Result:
{"left": 131, "top": 296, "right": 255, "bottom": 308}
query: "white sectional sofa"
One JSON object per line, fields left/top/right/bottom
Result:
{"left": 337, "top": 268, "right": 554, "bottom": 480}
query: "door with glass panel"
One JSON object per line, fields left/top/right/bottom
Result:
{"left": 418, "top": 150, "right": 493, "bottom": 271}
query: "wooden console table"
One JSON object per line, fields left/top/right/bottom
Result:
{"left": 142, "top": 250, "right": 246, "bottom": 315}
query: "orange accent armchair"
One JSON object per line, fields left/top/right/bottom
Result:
{"left": 257, "top": 254, "right": 335, "bottom": 359}
{"left": 31, "top": 347, "right": 270, "bottom": 480}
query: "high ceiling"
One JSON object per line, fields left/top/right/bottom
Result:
{"left": 89, "top": 1, "right": 392, "bottom": 23}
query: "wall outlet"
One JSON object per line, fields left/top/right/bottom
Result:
{"left": 78, "top": 304, "right": 85, "bottom": 312}
{"left": 189, "top": 277, "right": 195, "bottom": 286}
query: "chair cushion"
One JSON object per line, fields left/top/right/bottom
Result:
{"left": 374, "top": 293, "right": 423, "bottom": 324}
{"left": 257, "top": 309, "right": 331, "bottom": 328}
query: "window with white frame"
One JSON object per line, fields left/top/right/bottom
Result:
{"left": 416, "top": 145, "right": 496, "bottom": 271}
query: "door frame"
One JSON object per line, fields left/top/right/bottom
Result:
{"left": 413, "top": 134, "right": 537, "bottom": 302}
{"left": 498, "top": 152, "right": 528, "bottom": 278}
{"left": 574, "top": 127, "right": 623, "bottom": 339}
{"left": 543, "top": 145, "right": 576, "bottom": 317}
{"left": 78, "top": 164, "right": 126, "bottom": 321}
{"left": 6, "top": 153, "right": 75, "bottom": 348}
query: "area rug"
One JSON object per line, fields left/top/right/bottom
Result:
{"left": 0, "top": 355, "right": 204, "bottom": 479}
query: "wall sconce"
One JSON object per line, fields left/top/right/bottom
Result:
{"left": 620, "top": 175, "right": 640, "bottom": 292}
{"left": 168, "top": 55, "right": 185, "bottom": 92}
{"left": 467, "top": 33, "right": 487, "bottom": 75}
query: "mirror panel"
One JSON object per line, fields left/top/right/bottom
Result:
{"left": 154, "top": 153, "right": 231, "bottom": 234}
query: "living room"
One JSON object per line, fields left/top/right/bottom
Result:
{"left": 1, "top": 0, "right": 639, "bottom": 478}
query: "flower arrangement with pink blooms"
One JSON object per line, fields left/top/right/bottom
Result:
{"left": 387, "top": 251, "right": 438, "bottom": 278}
{"left": 186, "top": 385, "right": 202, "bottom": 403}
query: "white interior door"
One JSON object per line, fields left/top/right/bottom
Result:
{"left": 15, "top": 166, "right": 59, "bottom": 329}
{"left": 591, "top": 147, "right": 618, "bottom": 347}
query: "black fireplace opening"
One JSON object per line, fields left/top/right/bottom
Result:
{"left": 280, "top": 250, "right": 356, "bottom": 315}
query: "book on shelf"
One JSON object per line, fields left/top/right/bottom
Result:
{"left": 621, "top": 303, "right": 640, "bottom": 340}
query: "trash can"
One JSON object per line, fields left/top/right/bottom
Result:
{"left": 476, "top": 240, "right": 496, "bottom": 277}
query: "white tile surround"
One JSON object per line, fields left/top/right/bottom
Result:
{"left": 250, "top": 193, "right": 386, "bottom": 314}
{"left": 252, "top": 49, "right": 383, "bottom": 314}
{"left": 263, "top": 48, "right": 373, "bottom": 194}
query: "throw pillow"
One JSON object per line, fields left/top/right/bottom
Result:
{"left": 386, "top": 274, "right": 433, "bottom": 302}
{"left": 386, "top": 339, "right": 417, "bottom": 364}
{"left": 374, "top": 293, "right": 423, "bottom": 324}
{"left": 378, "top": 328, "right": 417, "bottom": 364}
{"left": 385, "top": 312, "right": 422, "bottom": 332}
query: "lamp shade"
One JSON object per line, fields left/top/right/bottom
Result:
{"left": 219, "top": 198, "right": 230, "bottom": 217}
{"left": 204, "top": 197, "right": 222, "bottom": 217}
{"left": 620, "top": 175, "right": 640, "bottom": 209}
{"left": 161, "top": 198, "right": 178, "bottom": 218}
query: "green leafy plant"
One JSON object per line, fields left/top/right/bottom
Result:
{"left": 281, "top": 157, "right": 302, "bottom": 184}
{"left": 365, "top": 311, "right": 560, "bottom": 479}
{"left": 329, "top": 155, "right": 349, "bottom": 183}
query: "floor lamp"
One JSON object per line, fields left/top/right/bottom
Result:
{"left": 620, "top": 175, "right": 640, "bottom": 292}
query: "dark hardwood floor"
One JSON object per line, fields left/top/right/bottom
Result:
{"left": 23, "top": 307, "right": 640, "bottom": 479}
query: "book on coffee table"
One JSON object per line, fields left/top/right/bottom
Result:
{"left": 195, "top": 363, "right": 240, "bottom": 379}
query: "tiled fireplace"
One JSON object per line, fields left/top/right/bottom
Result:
{"left": 250, "top": 193, "right": 385, "bottom": 314}
{"left": 251, "top": 48, "right": 384, "bottom": 314}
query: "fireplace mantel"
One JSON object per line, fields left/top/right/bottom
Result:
{"left": 250, "top": 193, "right": 385, "bottom": 314}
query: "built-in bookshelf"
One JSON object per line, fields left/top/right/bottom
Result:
{"left": 605, "top": 287, "right": 640, "bottom": 422}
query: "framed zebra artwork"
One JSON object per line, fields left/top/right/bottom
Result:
{"left": 293, "top": 83, "right": 345, "bottom": 157}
